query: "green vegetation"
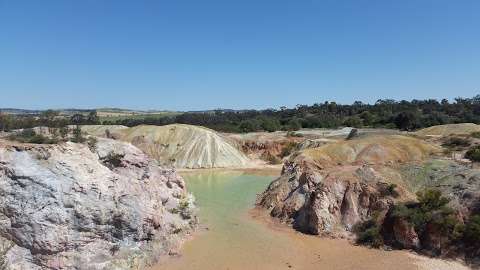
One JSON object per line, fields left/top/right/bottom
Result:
{"left": 105, "top": 96, "right": 480, "bottom": 132}
{"left": 470, "top": 131, "right": 480, "bottom": 139}
{"left": 280, "top": 142, "right": 299, "bottom": 158}
{"left": 8, "top": 129, "right": 58, "bottom": 144}
{"left": 71, "top": 125, "right": 86, "bottom": 143}
{"left": 2, "top": 96, "right": 480, "bottom": 133}
{"left": 379, "top": 183, "right": 399, "bottom": 198}
{"left": 262, "top": 152, "right": 282, "bottom": 164}
{"left": 286, "top": 131, "right": 303, "bottom": 137}
{"left": 353, "top": 215, "right": 383, "bottom": 248}
{"left": 463, "top": 215, "right": 480, "bottom": 248}
{"left": 87, "top": 137, "right": 98, "bottom": 152}
{"left": 442, "top": 137, "right": 470, "bottom": 149}
{"left": 356, "top": 189, "right": 473, "bottom": 254}
{"left": 392, "top": 189, "right": 457, "bottom": 236}
{"left": 465, "top": 145, "right": 480, "bottom": 162}
{"left": 101, "top": 152, "right": 124, "bottom": 169}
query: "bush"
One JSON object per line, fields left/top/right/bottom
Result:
{"left": 343, "top": 116, "right": 363, "bottom": 128}
{"left": 239, "top": 119, "right": 261, "bottom": 133}
{"left": 286, "top": 131, "right": 303, "bottom": 137}
{"left": 465, "top": 145, "right": 480, "bottom": 162}
{"left": 59, "top": 126, "right": 69, "bottom": 139}
{"left": 259, "top": 117, "right": 281, "bottom": 132}
{"left": 263, "top": 152, "right": 281, "bottom": 165}
{"left": 379, "top": 183, "right": 399, "bottom": 198}
{"left": 280, "top": 142, "right": 298, "bottom": 158}
{"left": 393, "top": 189, "right": 456, "bottom": 236}
{"left": 286, "top": 118, "right": 302, "bottom": 131}
{"left": 86, "top": 137, "right": 98, "bottom": 152}
{"left": 354, "top": 219, "right": 383, "bottom": 248}
{"left": 71, "top": 125, "right": 85, "bottom": 143}
{"left": 442, "top": 137, "right": 470, "bottom": 148}
{"left": 470, "top": 132, "right": 480, "bottom": 139}
{"left": 101, "top": 152, "right": 124, "bottom": 169}
{"left": 464, "top": 215, "right": 480, "bottom": 248}
{"left": 9, "top": 129, "right": 58, "bottom": 144}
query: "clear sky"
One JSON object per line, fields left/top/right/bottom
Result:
{"left": 0, "top": 0, "right": 478, "bottom": 111}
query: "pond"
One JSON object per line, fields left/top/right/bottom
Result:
{"left": 153, "top": 170, "right": 443, "bottom": 270}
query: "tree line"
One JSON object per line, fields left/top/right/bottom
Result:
{"left": 0, "top": 110, "right": 99, "bottom": 131}
{"left": 1, "top": 95, "right": 480, "bottom": 133}
{"left": 105, "top": 96, "right": 480, "bottom": 132}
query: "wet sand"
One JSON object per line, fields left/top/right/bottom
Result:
{"left": 152, "top": 170, "right": 470, "bottom": 270}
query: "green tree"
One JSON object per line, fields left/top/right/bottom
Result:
{"left": 359, "top": 111, "right": 375, "bottom": 126}
{"left": 239, "top": 119, "right": 261, "bottom": 133}
{"left": 70, "top": 114, "right": 85, "bottom": 125}
{"left": 71, "top": 125, "right": 85, "bottom": 143}
{"left": 394, "top": 111, "right": 421, "bottom": 131}
{"left": 87, "top": 111, "right": 99, "bottom": 124}
{"left": 286, "top": 118, "right": 302, "bottom": 131}
{"left": 40, "top": 110, "right": 59, "bottom": 127}
{"left": 0, "top": 113, "right": 12, "bottom": 131}
{"left": 259, "top": 117, "right": 281, "bottom": 132}
{"left": 343, "top": 116, "right": 363, "bottom": 128}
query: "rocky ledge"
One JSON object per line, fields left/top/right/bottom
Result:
{"left": 0, "top": 138, "right": 196, "bottom": 269}
{"left": 257, "top": 134, "right": 480, "bottom": 265}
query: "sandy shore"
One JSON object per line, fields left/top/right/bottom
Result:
{"left": 251, "top": 208, "right": 472, "bottom": 270}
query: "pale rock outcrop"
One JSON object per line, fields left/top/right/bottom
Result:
{"left": 0, "top": 138, "right": 196, "bottom": 269}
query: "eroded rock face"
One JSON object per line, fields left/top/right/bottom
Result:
{"left": 106, "top": 124, "right": 251, "bottom": 169}
{"left": 259, "top": 160, "right": 399, "bottom": 237}
{"left": 258, "top": 135, "right": 439, "bottom": 238}
{"left": 0, "top": 138, "right": 196, "bottom": 269}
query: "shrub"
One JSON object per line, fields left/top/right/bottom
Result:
{"left": 465, "top": 145, "right": 480, "bottom": 162}
{"left": 343, "top": 116, "right": 363, "bottom": 128}
{"left": 470, "top": 132, "right": 480, "bottom": 139}
{"left": 286, "top": 118, "right": 302, "bottom": 131}
{"left": 379, "top": 183, "right": 399, "bottom": 198}
{"left": 86, "top": 137, "right": 98, "bottom": 152}
{"left": 105, "top": 129, "right": 112, "bottom": 138}
{"left": 353, "top": 219, "right": 383, "bottom": 248}
{"left": 263, "top": 152, "right": 281, "bottom": 164}
{"left": 464, "top": 215, "right": 480, "bottom": 248}
{"left": 71, "top": 125, "right": 85, "bottom": 143}
{"left": 9, "top": 128, "right": 57, "bottom": 144}
{"left": 393, "top": 189, "right": 457, "bottom": 236}
{"left": 286, "top": 131, "right": 303, "bottom": 137}
{"left": 59, "top": 126, "right": 69, "bottom": 139}
{"left": 442, "top": 137, "right": 470, "bottom": 148}
{"left": 101, "top": 152, "right": 124, "bottom": 169}
{"left": 280, "top": 142, "right": 298, "bottom": 158}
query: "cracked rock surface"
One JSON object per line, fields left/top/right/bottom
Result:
{"left": 0, "top": 138, "right": 196, "bottom": 269}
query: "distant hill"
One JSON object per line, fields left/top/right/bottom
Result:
{"left": 0, "top": 107, "right": 179, "bottom": 117}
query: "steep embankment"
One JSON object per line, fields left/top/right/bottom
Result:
{"left": 258, "top": 135, "right": 440, "bottom": 237}
{"left": 116, "top": 124, "right": 251, "bottom": 169}
{"left": 0, "top": 138, "right": 196, "bottom": 269}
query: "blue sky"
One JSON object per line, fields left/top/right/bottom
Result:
{"left": 0, "top": 0, "right": 479, "bottom": 110}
